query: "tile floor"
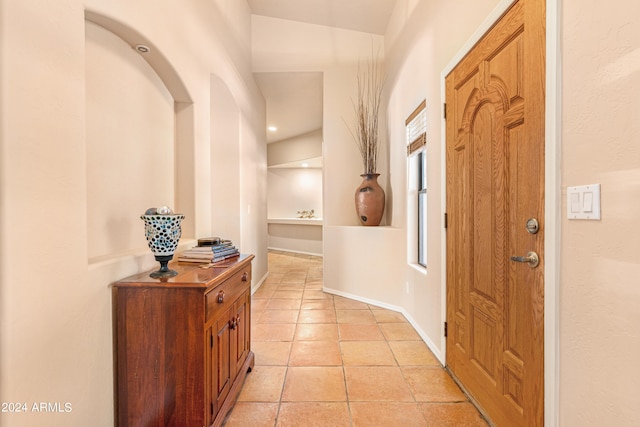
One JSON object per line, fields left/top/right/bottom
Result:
{"left": 222, "top": 251, "right": 488, "bottom": 427}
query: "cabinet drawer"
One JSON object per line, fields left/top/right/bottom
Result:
{"left": 205, "top": 266, "right": 251, "bottom": 323}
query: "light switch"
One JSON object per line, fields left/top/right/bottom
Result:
{"left": 570, "top": 193, "right": 581, "bottom": 213}
{"left": 583, "top": 192, "right": 593, "bottom": 212}
{"left": 567, "top": 184, "right": 601, "bottom": 220}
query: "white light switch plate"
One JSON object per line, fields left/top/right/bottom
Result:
{"left": 567, "top": 184, "right": 601, "bottom": 220}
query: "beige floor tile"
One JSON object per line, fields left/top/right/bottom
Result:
{"left": 294, "top": 323, "right": 339, "bottom": 341}
{"left": 344, "top": 367, "right": 414, "bottom": 402}
{"left": 252, "top": 298, "right": 270, "bottom": 311}
{"left": 336, "top": 309, "right": 376, "bottom": 324}
{"left": 253, "top": 286, "right": 277, "bottom": 299}
{"left": 283, "top": 267, "right": 308, "bottom": 273}
{"left": 371, "top": 309, "right": 407, "bottom": 323}
{"left": 267, "top": 266, "right": 289, "bottom": 273}
{"left": 222, "top": 402, "right": 278, "bottom": 427}
{"left": 252, "top": 323, "right": 296, "bottom": 342}
{"left": 277, "top": 283, "right": 306, "bottom": 291}
{"left": 266, "top": 299, "right": 302, "bottom": 310}
{"left": 282, "top": 367, "right": 347, "bottom": 402}
{"left": 258, "top": 309, "right": 300, "bottom": 324}
{"left": 402, "top": 367, "right": 467, "bottom": 402}
{"left": 307, "top": 267, "right": 323, "bottom": 277}
{"left": 260, "top": 283, "right": 282, "bottom": 292}
{"left": 340, "top": 341, "right": 396, "bottom": 366}
{"left": 252, "top": 341, "right": 292, "bottom": 366}
{"left": 237, "top": 366, "right": 287, "bottom": 402}
{"left": 226, "top": 251, "right": 481, "bottom": 426}
{"left": 379, "top": 322, "right": 421, "bottom": 340}
{"left": 281, "top": 274, "right": 307, "bottom": 284}
{"left": 389, "top": 341, "right": 441, "bottom": 366}
{"left": 300, "top": 300, "right": 334, "bottom": 310}
{"left": 302, "top": 289, "right": 332, "bottom": 300}
{"left": 252, "top": 309, "right": 266, "bottom": 326}
{"left": 263, "top": 272, "right": 285, "bottom": 280}
{"left": 297, "top": 309, "right": 337, "bottom": 324}
{"left": 276, "top": 402, "right": 350, "bottom": 427}
{"left": 264, "top": 270, "right": 285, "bottom": 279}
{"left": 272, "top": 290, "right": 304, "bottom": 299}
{"left": 304, "top": 279, "right": 324, "bottom": 287}
{"left": 418, "top": 402, "right": 489, "bottom": 426}
{"left": 289, "top": 341, "right": 342, "bottom": 366}
{"left": 338, "top": 324, "right": 384, "bottom": 341}
{"left": 334, "top": 296, "right": 370, "bottom": 310}
{"left": 350, "top": 402, "right": 428, "bottom": 427}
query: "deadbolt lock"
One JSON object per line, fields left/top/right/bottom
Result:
{"left": 526, "top": 218, "right": 539, "bottom": 234}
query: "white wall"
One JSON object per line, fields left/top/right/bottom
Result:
{"left": 210, "top": 75, "right": 242, "bottom": 245}
{"left": 560, "top": 0, "right": 640, "bottom": 425}
{"left": 267, "top": 129, "right": 323, "bottom": 166}
{"left": 0, "top": 1, "right": 266, "bottom": 426}
{"left": 0, "top": 2, "right": 95, "bottom": 425}
{"left": 268, "top": 222, "right": 323, "bottom": 255}
{"left": 267, "top": 167, "right": 323, "bottom": 255}
{"left": 268, "top": 168, "right": 323, "bottom": 219}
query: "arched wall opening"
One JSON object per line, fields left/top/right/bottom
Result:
{"left": 84, "top": 11, "right": 195, "bottom": 262}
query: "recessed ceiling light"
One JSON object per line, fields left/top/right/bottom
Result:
{"left": 268, "top": 126, "right": 277, "bottom": 132}
{"left": 301, "top": 163, "right": 309, "bottom": 168}
{"left": 135, "top": 44, "right": 150, "bottom": 53}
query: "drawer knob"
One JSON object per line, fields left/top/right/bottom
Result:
{"left": 241, "top": 273, "right": 248, "bottom": 282}
{"left": 217, "top": 290, "right": 225, "bottom": 303}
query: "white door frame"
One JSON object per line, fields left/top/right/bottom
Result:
{"left": 439, "top": 0, "right": 561, "bottom": 425}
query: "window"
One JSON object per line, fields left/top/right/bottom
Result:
{"left": 417, "top": 151, "right": 427, "bottom": 266}
{"left": 406, "top": 101, "right": 427, "bottom": 267}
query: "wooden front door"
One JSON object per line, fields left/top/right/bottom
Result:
{"left": 445, "top": 0, "right": 545, "bottom": 426}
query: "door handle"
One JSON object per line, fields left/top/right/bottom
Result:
{"left": 510, "top": 251, "right": 539, "bottom": 268}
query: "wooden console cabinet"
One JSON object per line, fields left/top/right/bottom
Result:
{"left": 113, "top": 254, "right": 254, "bottom": 427}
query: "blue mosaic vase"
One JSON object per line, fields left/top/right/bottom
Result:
{"left": 140, "top": 214, "right": 185, "bottom": 278}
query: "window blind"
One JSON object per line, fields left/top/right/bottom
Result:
{"left": 406, "top": 100, "right": 426, "bottom": 155}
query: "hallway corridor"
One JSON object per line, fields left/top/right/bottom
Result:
{"left": 223, "top": 251, "right": 488, "bottom": 426}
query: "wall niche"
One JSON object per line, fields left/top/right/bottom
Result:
{"left": 257, "top": 72, "right": 324, "bottom": 255}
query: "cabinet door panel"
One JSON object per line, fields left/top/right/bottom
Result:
{"left": 206, "top": 328, "right": 214, "bottom": 425}
{"left": 234, "top": 290, "right": 250, "bottom": 374}
{"left": 214, "top": 307, "right": 233, "bottom": 413}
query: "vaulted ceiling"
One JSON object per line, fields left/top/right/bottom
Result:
{"left": 249, "top": 0, "right": 397, "bottom": 144}
{"left": 246, "top": 0, "right": 397, "bottom": 35}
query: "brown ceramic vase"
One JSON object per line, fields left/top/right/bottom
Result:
{"left": 355, "top": 173, "right": 385, "bottom": 226}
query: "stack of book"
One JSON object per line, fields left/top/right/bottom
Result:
{"left": 178, "top": 239, "right": 240, "bottom": 264}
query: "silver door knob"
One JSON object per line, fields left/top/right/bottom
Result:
{"left": 510, "top": 251, "right": 539, "bottom": 268}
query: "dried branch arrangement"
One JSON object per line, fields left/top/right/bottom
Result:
{"left": 349, "top": 57, "right": 384, "bottom": 175}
